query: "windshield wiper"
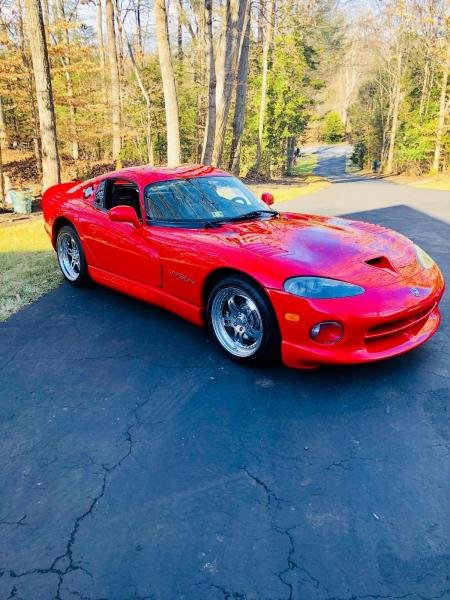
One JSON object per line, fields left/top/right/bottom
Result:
{"left": 204, "top": 210, "right": 279, "bottom": 228}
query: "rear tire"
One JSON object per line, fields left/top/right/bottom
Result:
{"left": 56, "top": 225, "right": 90, "bottom": 286}
{"left": 207, "top": 276, "right": 280, "bottom": 365}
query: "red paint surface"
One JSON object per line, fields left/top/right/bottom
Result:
{"left": 42, "top": 165, "right": 445, "bottom": 368}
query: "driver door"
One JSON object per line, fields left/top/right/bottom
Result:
{"left": 84, "top": 178, "right": 162, "bottom": 287}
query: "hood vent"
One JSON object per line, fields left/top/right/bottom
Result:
{"left": 365, "top": 256, "right": 397, "bottom": 273}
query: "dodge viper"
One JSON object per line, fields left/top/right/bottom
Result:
{"left": 42, "top": 165, "right": 444, "bottom": 369}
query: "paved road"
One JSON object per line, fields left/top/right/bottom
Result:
{"left": 1, "top": 150, "right": 449, "bottom": 599}
{"left": 278, "top": 145, "right": 450, "bottom": 224}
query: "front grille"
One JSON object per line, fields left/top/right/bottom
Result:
{"left": 365, "top": 303, "right": 436, "bottom": 341}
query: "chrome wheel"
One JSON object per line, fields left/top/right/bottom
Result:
{"left": 211, "top": 286, "right": 263, "bottom": 357}
{"left": 57, "top": 231, "right": 81, "bottom": 281}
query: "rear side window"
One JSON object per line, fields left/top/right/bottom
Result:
{"left": 94, "top": 180, "right": 106, "bottom": 209}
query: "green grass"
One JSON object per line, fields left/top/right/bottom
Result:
{"left": 292, "top": 153, "right": 318, "bottom": 175}
{"left": 0, "top": 218, "right": 61, "bottom": 321}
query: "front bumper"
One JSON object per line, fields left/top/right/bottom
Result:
{"left": 267, "top": 268, "right": 445, "bottom": 369}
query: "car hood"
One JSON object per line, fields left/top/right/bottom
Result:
{"left": 214, "top": 213, "right": 421, "bottom": 288}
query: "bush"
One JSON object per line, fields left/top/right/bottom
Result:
{"left": 321, "top": 112, "right": 345, "bottom": 143}
{"left": 351, "top": 141, "right": 367, "bottom": 168}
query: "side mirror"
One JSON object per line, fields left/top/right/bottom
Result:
{"left": 109, "top": 205, "right": 141, "bottom": 228}
{"left": 261, "top": 192, "right": 274, "bottom": 206}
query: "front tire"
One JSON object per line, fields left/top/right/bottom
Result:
{"left": 56, "top": 225, "right": 89, "bottom": 286}
{"left": 207, "top": 276, "right": 280, "bottom": 365}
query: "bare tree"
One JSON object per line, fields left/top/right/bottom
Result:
{"left": 96, "top": 0, "right": 106, "bottom": 75}
{"left": 105, "top": 0, "right": 121, "bottom": 167}
{"left": 0, "top": 96, "right": 5, "bottom": 205}
{"left": 112, "top": 0, "right": 154, "bottom": 165}
{"left": 0, "top": 96, "right": 7, "bottom": 149}
{"left": 383, "top": 2, "right": 410, "bottom": 174}
{"left": 432, "top": 39, "right": 449, "bottom": 172}
{"left": 211, "top": 0, "right": 249, "bottom": 166}
{"left": 385, "top": 45, "right": 403, "bottom": 174}
{"left": 135, "top": 0, "right": 144, "bottom": 60}
{"left": 177, "top": 0, "right": 196, "bottom": 40}
{"left": 16, "top": 1, "right": 42, "bottom": 172}
{"left": 228, "top": 2, "right": 251, "bottom": 174}
{"left": 155, "top": 0, "right": 181, "bottom": 165}
{"left": 177, "top": 1, "right": 183, "bottom": 60}
{"left": 255, "top": 0, "right": 274, "bottom": 172}
{"left": 55, "top": 0, "right": 79, "bottom": 160}
{"left": 42, "top": 0, "right": 50, "bottom": 26}
{"left": 24, "top": 0, "right": 60, "bottom": 190}
{"left": 201, "top": 0, "right": 216, "bottom": 164}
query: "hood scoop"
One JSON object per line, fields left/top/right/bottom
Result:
{"left": 365, "top": 255, "right": 398, "bottom": 274}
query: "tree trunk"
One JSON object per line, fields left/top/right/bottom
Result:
{"left": 42, "top": 0, "right": 50, "bottom": 26}
{"left": 0, "top": 136, "right": 4, "bottom": 207}
{"left": 255, "top": 0, "right": 274, "bottom": 173}
{"left": 228, "top": 4, "right": 251, "bottom": 175}
{"left": 105, "top": 0, "right": 121, "bottom": 167}
{"left": 115, "top": 6, "right": 125, "bottom": 118}
{"left": 385, "top": 49, "right": 402, "bottom": 175}
{"left": 211, "top": 0, "right": 248, "bottom": 167}
{"left": 56, "top": 0, "right": 79, "bottom": 160}
{"left": 0, "top": 97, "right": 8, "bottom": 149}
{"left": 96, "top": 0, "right": 106, "bottom": 77}
{"left": 195, "top": 5, "right": 206, "bottom": 162}
{"left": 201, "top": 0, "right": 216, "bottom": 164}
{"left": 17, "top": 1, "right": 42, "bottom": 172}
{"left": 155, "top": 0, "right": 181, "bottom": 165}
{"left": 177, "top": 4, "right": 183, "bottom": 60}
{"left": 0, "top": 98, "right": 5, "bottom": 206}
{"left": 285, "top": 136, "right": 295, "bottom": 176}
{"left": 112, "top": 0, "right": 154, "bottom": 165}
{"left": 176, "top": 0, "right": 196, "bottom": 40}
{"left": 24, "top": 0, "right": 60, "bottom": 190}
{"left": 342, "top": 45, "right": 358, "bottom": 136}
{"left": 257, "top": 0, "right": 264, "bottom": 43}
{"left": 432, "top": 42, "right": 449, "bottom": 173}
{"left": 135, "top": 0, "right": 143, "bottom": 60}
{"left": 419, "top": 58, "right": 429, "bottom": 118}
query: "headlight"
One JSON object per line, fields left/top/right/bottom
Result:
{"left": 414, "top": 244, "right": 435, "bottom": 269}
{"left": 284, "top": 277, "right": 365, "bottom": 299}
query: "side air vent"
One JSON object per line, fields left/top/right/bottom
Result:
{"left": 365, "top": 256, "right": 397, "bottom": 273}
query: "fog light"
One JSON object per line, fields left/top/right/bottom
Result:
{"left": 310, "top": 321, "right": 343, "bottom": 344}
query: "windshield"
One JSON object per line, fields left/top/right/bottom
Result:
{"left": 144, "top": 175, "right": 272, "bottom": 225}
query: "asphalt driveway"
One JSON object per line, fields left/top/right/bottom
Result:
{"left": 1, "top": 156, "right": 449, "bottom": 599}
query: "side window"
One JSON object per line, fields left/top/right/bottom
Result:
{"left": 103, "top": 179, "right": 142, "bottom": 219}
{"left": 94, "top": 180, "right": 106, "bottom": 209}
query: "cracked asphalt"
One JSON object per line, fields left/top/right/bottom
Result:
{"left": 1, "top": 150, "right": 450, "bottom": 599}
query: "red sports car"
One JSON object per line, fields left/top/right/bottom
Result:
{"left": 42, "top": 165, "right": 444, "bottom": 369}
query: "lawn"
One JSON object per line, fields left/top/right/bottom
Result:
{"left": 247, "top": 152, "right": 330, "bottom": 202}
{"left": 0, "top": 218, "right": 61, "bottom": 321}
{"left": 293, "top": 153, "right": 318, "bottom": 175}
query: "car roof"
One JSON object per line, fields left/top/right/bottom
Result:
{"left": 96, "top": 164, "right": 229, "bottom": 186}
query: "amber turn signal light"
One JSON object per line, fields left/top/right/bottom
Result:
{"left": 285, "top": 313, "right": 300, "bottom": 322}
